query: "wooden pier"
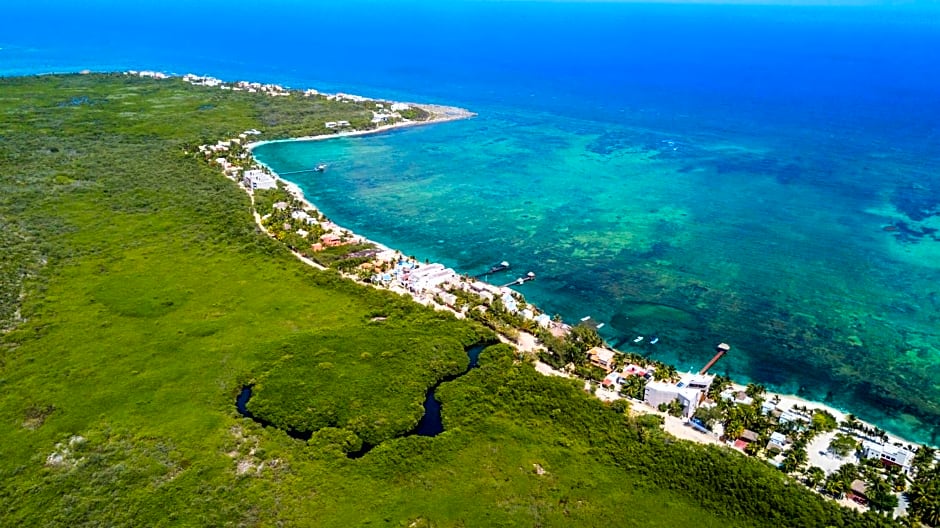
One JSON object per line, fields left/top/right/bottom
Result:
{"left": 475, "top": 261, "right": 511, "bottom": 279}
{"left": 500, "top": 271, "right": 535, "bottom": 288}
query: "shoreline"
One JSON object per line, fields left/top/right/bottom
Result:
{"left": 246, "top": 103, "right": 475, "bottom": 151}
{"left": 245, "top": 130, "right": 929, "bottom": 453}
{"left": 173, "top": 64, "right": 933, "bottom": 451}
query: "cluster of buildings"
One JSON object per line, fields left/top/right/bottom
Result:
{"left": 128, "top": 70, "right": 169, "bottom": 79}
{"left": 370, "top": 102, "right": 412, "bottom": 124}
{"left": 128, "top": 71, "right": 338, "bottom": 100}
{"left": 264, "top": 201, "right": 362, "bottom": 251}
{"left": 326, "top": 92, "right": 369, "bottom": 103}
{"left": 364, "top": 258, "right": 555, "bottom": 326}
{"left": 729, "top": 400, "right": 811, "bottom": 453}
{"left": 372, "top": 261, "right": 460, "bottom": 293}
{"left": 181, "top": 73, "right": 292, "bottom": 96}
{"left": 130, "top": 71, "right": 424, "bottom": 133}
{"left": 588, "top": 347, "right": 717, "bottom": 420}
{"left": 181, "top": 73, "right": 223, "bottom": 87}
{"left": 195, "top": 131, "right": 264, "bottom": 183}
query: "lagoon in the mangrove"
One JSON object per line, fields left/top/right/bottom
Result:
{"left": 237, "top": 345, "right": 485, "bottom": 455}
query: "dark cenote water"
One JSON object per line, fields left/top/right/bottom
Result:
{"left": 4, "top": 0, "right": 939, "bottom": 444}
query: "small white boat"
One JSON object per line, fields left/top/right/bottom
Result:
{"left": 650, "top": 336, "right": 660, "bottom": 345}
{"left": 633, "top": 336, "right": 644, "bottom": 343}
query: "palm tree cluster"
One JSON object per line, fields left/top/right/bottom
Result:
{"left": 906, "top": 446, "right": 940, "bottom": 527}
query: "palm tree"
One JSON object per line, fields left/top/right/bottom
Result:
{"left": 665, "top": 364, "right": 679, "bottom": 383}
{"left": 666, "top": 399, "right": 684, "bottom": 418}
{"left": 745, "top": 382, "right": 767, "bottom": 399}
{"left": 805, "top": 466, "right": 825, "bottom": 490}
{"left": 620, "top": 375, "right": 647, "bottom": 401}
{"left": 707, "top": 374, "right": 731, "bottom": 401}
{"left": 724, "top": 420, "right": 744, "bottom": 441}
{"left": 824, "top": 473, "right": 846, "bottom": 498}
{"left": 912, "top": 445, "right": 937, "bottom": 475}
{"left": 653, "top": 362, "right": 671, "bottom": 382}
{"left": 781, "top": 445, "right": 808, "bottom": 474}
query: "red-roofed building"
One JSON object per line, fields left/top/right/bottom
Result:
{"left": 320, "top": 233, "right": 344, "bottom": 247}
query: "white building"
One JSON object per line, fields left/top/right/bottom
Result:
{"left": 291, "top": 210, "right": 316, "bottom": 224}
{"left": 643, "top": 372, "right": 714, "bottom": 419}
{"left": 863, "top": 441, "right": 914, "bottom": 471}
{"left": 768, "top": 432, "right": 788, "bottom": 451}
{"left": 720, "top": 388, "right": 754, "bottom": 406}
{"left": 438, "top": 292, "right": 457, "bottom": 307}
{"left": 408, "top": 264, "right": 458, "bottom": 292}
{"left": 243, "top": 170, "right": 277, "bottom": 191}
{"left": 778, "top": 410, "right": 809, "bottom": 425}
{"left": 500, "top": 292, "right": 519, "bottom": 313}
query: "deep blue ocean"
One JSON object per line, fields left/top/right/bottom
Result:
{"left": 4, "top": 0, "right": 940, "bottom": 444}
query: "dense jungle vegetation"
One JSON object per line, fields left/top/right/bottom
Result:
{"left": 0, "top": 73, "right": 904, "bottom": 526}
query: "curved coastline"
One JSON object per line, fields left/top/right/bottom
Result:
{"left": 245, "top": 103, "right": 476, "bottom": 151}
{"left": 242, "top": 125, "right": 930, "bottom": 453}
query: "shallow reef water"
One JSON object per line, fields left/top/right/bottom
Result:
{"left": 256, "top": 106, "right": 940, "bottom": 444}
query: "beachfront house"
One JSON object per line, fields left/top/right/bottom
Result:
{"left": 320, "top": 233, "right": 344, "bottom": 247}
{"left": 767, "top": 431, "right": 789, "bottom": 453}
{"left": 243, "top": 170, "right": 277, "bottom": 191}
{"left": 291, "top": 210, "right": 317, "bottom": 225}
{"left": 500, "top": 291, "right": 519, "bottom": 313}
{"left": 587, "top": 347, "right": 616, "bottom": 372}
{"left": 778, "top": 410, "right": 810, "bottom": 426}
{"left": 643, "top": 372, "right": 714, "bottom": 419}
{"left": 721, "top": 389, "right": 754, "bottom": 406}
{"left": 468, "top": 281, "right": 496, "bottom": 302}
{"left": 408, "top": 264, "right": 459, "bottom": 293}
{"left": 644, "top": 380, "right": 700, "bottom": 418}
{"left": 621, "top": 363, "right": 649, "bottom": 378}
{"left": 863, "top": 441, "right": 914, "bottom": 471}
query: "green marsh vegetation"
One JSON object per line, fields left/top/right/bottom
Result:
{"left": 0, "top": 73, "right": 904, "bottom": 526}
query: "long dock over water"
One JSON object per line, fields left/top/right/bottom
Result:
{"left": 500, "top": 272, "right": 536, "bottom": 288}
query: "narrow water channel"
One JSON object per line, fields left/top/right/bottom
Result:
{"left": 236, "top": 343, "right": 486, "bottom": 456}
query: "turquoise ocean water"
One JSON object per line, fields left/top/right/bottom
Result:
{"left": 4, "top": 0, "right": 940, "bottom": 444}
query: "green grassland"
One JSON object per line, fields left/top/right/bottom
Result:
{"left": 0, "top": 74, "right": 900, "bottom": 526}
